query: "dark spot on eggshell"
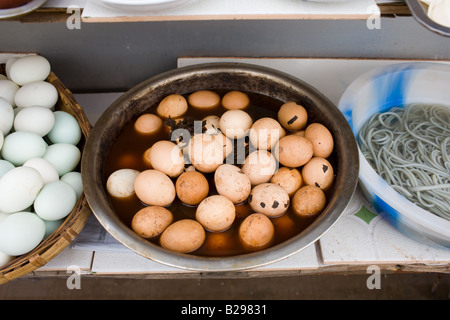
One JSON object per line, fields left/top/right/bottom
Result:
{"left": 272, "top": 201, "right": 279, "bottom": 209}
{"left": 315, "top": 182, "right": 321, "bottom": 188}
{"left": 287, "top": 115, "right": 298, "bottom": 125}
{"left": 260, "top": 202, "right": 266, "bottom": 208}
{"left": 322, "top": 164, "right": 328, "bottom": 173}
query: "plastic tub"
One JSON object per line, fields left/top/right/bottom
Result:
{"left": 338, "top": 61, "right": 450, "bottom": 248}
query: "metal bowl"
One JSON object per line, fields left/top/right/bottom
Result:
{"left": 81, "top": 62, "right": 359, "bottom": 271}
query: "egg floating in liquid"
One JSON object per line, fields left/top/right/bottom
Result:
{"left": 104, "top": 88, "right": 336, "bottom": 257}
{"left": 0, "top": 55, "right": 84, "bottom": 266}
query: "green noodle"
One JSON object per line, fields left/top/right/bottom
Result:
{"left": 358, "top": 103, "right": 450, "bottom": 220}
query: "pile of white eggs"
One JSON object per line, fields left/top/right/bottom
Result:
{"left": 0, "top": 55, "right": 83, "bottom": 267}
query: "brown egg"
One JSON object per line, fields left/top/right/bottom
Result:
{"left": 291, "top": 130, "right": 305, "bottom": 137}
{"left": 248, "top": 183, "right": 290, "bottom": 218}
{"left": 131, "top": 206, "right": 173, "bottom": 238}
{"left": 292, "top": 185, "right": 326, "bottom": 217}
{"left": 142, "top": 148, "right": 153, "bottom": 168}
{"left": 304, "top": 123, "right": 334, "bottom": 158}
{"left": 270, "top": 167, "right": 303, "bottom": 196}
{"left": 160, "top": 219, "right": 205, "bottom": 253}
{"left": 277, "top": 101, "right": 308, "bottom": 131}
{"left": 196, "top": 195, "right": 236, "bottom": 232}
{"left": 175, "top": 171, "right": 209, "bottom": 206}
{"left": 134, "top": 113, "right": 163, "bottom": 135}
{"left": 239, "top": 213, "right": 274, "bottom": 251}
{"left": 134, "top": 169, "right": 176, "bottom": 207}
{"left": 144, "top": 140, "right": 185, "bottom": 178}
{"left": 188, "top": 90, "right": 220, "bottom": 110}
{"left": 188, "top": 133, "right": 226, "bottom": 173}
{"left": 274, "top": 135, "right": 313, "bottom": 168}
{"left": 214, "top": 164, "right": 251, "bottom": 204}
{"left": 156, "top": 94, "right": 188, "bottom": 119}
{"left": 221, "top": 91, "right": 250, "bottom": 110}
{"left": 302, "top": 157, "right": 334, "bottom": 190}
{"left": 241, "top": 150, "right": 277, "bottom": 186}
{"left": 249, "top": 117, "right": 285, "bottom": 151}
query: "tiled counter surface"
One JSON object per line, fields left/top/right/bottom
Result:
{"left": 34, "top": 57, "right": 450, "bottom": 278}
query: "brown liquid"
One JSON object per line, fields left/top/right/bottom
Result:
{"left": 104, "top": 90, "right": 326, "bottom": 257}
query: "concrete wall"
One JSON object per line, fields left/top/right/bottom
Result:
{"left": 1, "top": 16, "right": 449, "bottom": 92}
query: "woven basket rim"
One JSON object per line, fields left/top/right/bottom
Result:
{"left": 0, "top": 61, "right": 92, "bottom": 284}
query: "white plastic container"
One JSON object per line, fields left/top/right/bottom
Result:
{"left": 338, "top": 62, "right": 450, "bottom": 248}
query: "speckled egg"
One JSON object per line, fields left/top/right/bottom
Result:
{"left": 248, "top": 183, "right": 290, "bottom": 218}
{"left": 160, "top": 219, "right": 205, "bottom": 253}
{"left": 175, "top": 171, "right": 209, "bottom": 206}
{"left": 196, "top": 195, "right": 236, "bottom": 232}
{"left": 214, "top": 164, "right": 251, "bottom": 204}
{"left": 302, "top": 157, "right": 335, "bottom": 190}
{"left": 131, "top": 206, "right": 174, "bottom": 238}
{"left": 292, "top": 185, "right": 326, "bottom": 217}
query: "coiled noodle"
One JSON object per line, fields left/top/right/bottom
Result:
{"left": 358, "top": 103, "right": 450, "bottom": 220}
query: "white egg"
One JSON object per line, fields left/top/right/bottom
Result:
{"left": 0, "top": 212, "right": 46, "bottom": 256}
{"left": 0, "top": 97, "right": 14, "bottom": 135}
{"left": 14, "top": 106, "right": 55, "bottom": 137}
{"left": 23, "top": 157, "right": 59, "bottom": 185}
{"left": 219, "top": 110, "right": 253, "bottom": 140}
{"left": 47, "top": 111, "right": 82, "bottom": 145}
{"left": 14, "top": 81, "right": 59, "bottom": 109}
{"left": 1, "top": 131, "right": 47, "bottom": 166}
{"left": 0, "top": 211, "right": 12, "bottom": 224}
{"left": 5, "top": 57, "right": 18, "bottom": 79}
{"left": 0, "top": 166, "right": 43, "bottom": 213}
{"left": 0, "top": 160, "right": 14, "bottom": 179}
{"left": 34, "top": 181, "right": 77, "bottom": 221}
{"left": 8, "top": 55, "right": 51, "bottom": 86}
{"left": 106, "top": 168, "right": 140, "bottom": 198}
{"left": 0, "top": 79, "right": 19, "bottom": 107}
{"left": 0, "top": 250, "right": 14, "bottom": 267}
{"left": 60, "top": 171, "right": 83, "bottom": 199}
{"left": 43, "top": 143, "right": 81, "bottom": 176}
{"left": 43, "top": 218, "right": 64, "bottom": 238}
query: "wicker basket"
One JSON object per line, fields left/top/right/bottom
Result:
{"left": 0, "top": 63, "right": 92, "bottom": 284}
